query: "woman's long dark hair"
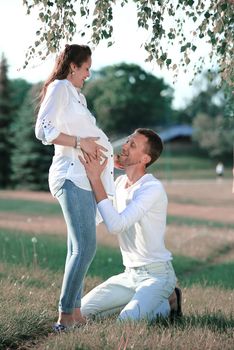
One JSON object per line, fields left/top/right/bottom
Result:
{"left": 39, "top": 44, "right": 92, "bottom": 105}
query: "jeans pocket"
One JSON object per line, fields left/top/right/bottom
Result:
{"left": 54, "top": 188, "right": 63, "bottom": 198}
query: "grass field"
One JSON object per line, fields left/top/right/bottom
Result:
{"left": 0, "top": 178, "right": 233, "bottom": 349}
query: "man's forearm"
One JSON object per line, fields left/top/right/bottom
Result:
{"left": 89, "top": 178, "right": 108, "bottom": 203}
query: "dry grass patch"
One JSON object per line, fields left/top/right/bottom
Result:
{"left": 0, "top": 263, "right": 104, "bottom": 349}
{"left": 35, "top": 315, "right": 234, "bottom": 350}
{"left": 182, "top": 285, "right": 234, "bottom": 315}
{"left": 33, "top": 285, "right": 234, "bottom": 350}
{"left": 166, "top": 225, "right": 234, "bottom": 262}
{"left": 164, "top": 179, "right": 233, "bottom": 206}
{"left": 0, "top": 212, "right": 66, "bottom": 235}
{"left": 0, "top": 190, "right": 56, "bottom": 203}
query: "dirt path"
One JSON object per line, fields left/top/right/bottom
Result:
{"left": 0, "top": 212, "right": 65, "bottom": 235}
{"left": 168, "top": 202, "right": 234, "bottom": 224}
{"left": 1, "top": 181, "right": 234, "bottom": 227}
{"left": 0, "top": 212, "right": 119, "bottom": 248}
{"left": 0, "top": 190, "right": 56, "bottom": 203}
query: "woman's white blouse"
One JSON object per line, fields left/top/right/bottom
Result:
{"left": 35, "top": 79, "right": 115, "bottom": 197}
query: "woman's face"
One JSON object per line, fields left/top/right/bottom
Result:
{"left": 69, "top": 56, "right": 92, "bottom": 89}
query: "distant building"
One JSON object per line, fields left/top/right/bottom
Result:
{"left": 112, "top": 124, "right": 193, "bottom": 148}
{"left": 158, "top": 124, "right": 193, "bottom": 142}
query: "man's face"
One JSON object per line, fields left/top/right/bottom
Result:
{"left": 118, "top": 132, "right": 149, "bottom": 167}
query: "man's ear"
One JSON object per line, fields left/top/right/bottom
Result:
{"left": 141, "top": 154, "right": 151, "bottom": 165}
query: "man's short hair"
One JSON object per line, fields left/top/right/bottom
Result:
{"left": 135, "top": 128, "right": 163, "bottom": 167}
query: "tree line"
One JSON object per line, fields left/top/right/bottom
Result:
{"left": 0, "top": 54, "right": 233, "bottom": 190}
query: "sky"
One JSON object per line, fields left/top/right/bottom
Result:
{"left": 0, "top": 0, "right": 213, "bottom": 109}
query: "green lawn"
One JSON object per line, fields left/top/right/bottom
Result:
{"left": 0, "top": 198, "right": 60, "bottom": 215}
{"left": 0, "top": 228, "right": 123, "bottom": 280}
{"left": 1, "top": 228, "right": 234, "bottom": 290}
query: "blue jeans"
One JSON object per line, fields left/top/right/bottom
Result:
{"left": 55, "top": 180, "right": 97, "bottom": 313}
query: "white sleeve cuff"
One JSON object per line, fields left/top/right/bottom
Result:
{"left": 44, "top": 128, "right": 60, "bottom": 144}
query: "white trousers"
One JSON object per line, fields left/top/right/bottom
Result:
{"left": 81, "top": 261, "right": 177, "bottom": 321}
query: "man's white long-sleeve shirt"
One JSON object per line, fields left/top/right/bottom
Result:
{"left": 35, "top": 79, "right": 114, "bottom": 196}
{"left": 97, "top": 174, "right": 172, "bottom": 267}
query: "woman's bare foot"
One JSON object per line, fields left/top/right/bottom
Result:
{"left": 73, "top": 308, "right": 87, "bottom": 325}
{"left": 57, "top": 312, "right": 75, "bottom": 327}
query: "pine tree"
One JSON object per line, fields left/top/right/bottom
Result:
{"left": 0, "top": 54, "right": 12, "bottom": 187}
{"left": 11, "top": 83, "right": 54, "bottom": 190}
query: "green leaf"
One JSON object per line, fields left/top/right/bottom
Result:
{"left": 143, "top": 6, "right": 151, "bottom": 17}
{"left": 80, "top": 7, "right": 86, "bottom": 17}
{"left": 168, "top": 32, "right": 175, "bottom": 39}
{"left": 166, "top": 58, "right": 172, "bottom": 66}
{"left": 101, "top": 30, "right": 110, "bottom": 39}
{"left": 187, "top": 0, "right": 194, "bottom": 6}
{"left": 160, "top": 53, "right": 167, "bottom": 61}
{"left": 221, "top": 3, "right": 227, "bottom": 11}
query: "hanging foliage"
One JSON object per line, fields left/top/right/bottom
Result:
{"left": 23, "top": 0, "right": 234, "bottom": 85}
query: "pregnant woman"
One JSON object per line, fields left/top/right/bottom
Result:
{"left": 35, "top": 44, "right": 115, "bottom": 331}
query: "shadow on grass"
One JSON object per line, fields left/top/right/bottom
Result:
{"left": 150, "top": 312, "right": 234, "bottom": 333}
{"left": 0, "top": 312, "right": 52, "bottom": 350}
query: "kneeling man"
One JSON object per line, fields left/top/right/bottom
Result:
{"left": 80, "top": 128, "right": 181, "bottom": 321}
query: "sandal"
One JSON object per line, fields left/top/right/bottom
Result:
{"left": 52, "top": 323, "right": 74, "bottom": 333}
{"left": 53, "top": 320, "right": 85, "bottom": 333}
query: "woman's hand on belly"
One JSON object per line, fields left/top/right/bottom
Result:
{"left": 80, "top": 137, "right": 108, "bottom": 160}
